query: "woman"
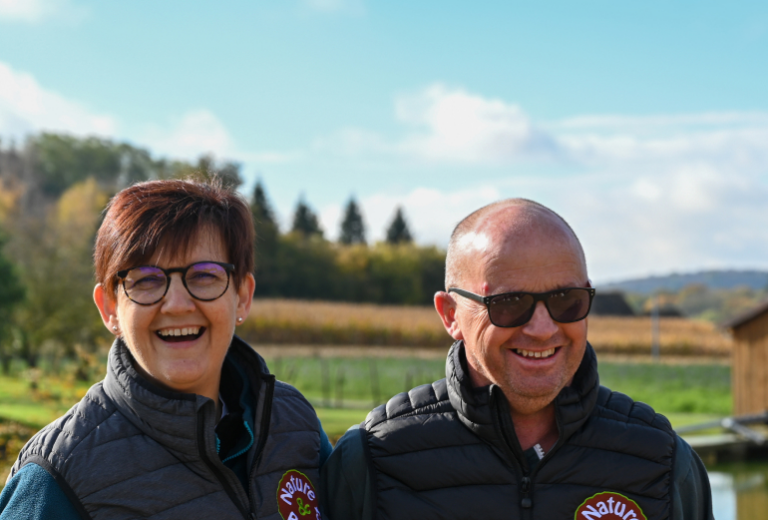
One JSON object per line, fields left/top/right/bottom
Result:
{"left": 0, "top": 179, "right": 331, "bottom": 520}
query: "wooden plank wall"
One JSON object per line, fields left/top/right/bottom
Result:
{"left": 737, "top": 486, "right": 768, "bottom": 519}
{"left": 733, "top": 314, "right": 768, "bottom": 415}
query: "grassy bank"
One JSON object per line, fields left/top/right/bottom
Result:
{"left": 243, "top": 299, "right": 733, "bottom": 357}
{"left": 264, "top": 356, "right": 732, "bottom": 417}
{"left": 0, "top": 356, "right": 733, "bottom": 477}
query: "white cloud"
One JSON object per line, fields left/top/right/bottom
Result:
{"left": 0, "top": 61, "right": 116, "bottom": 139}
{"left": 317, "top": 84, "right": 559, "bottom": 164}
{"left": 0, "top": 0, "right": 85, "bottom": 23}
{"left": 140, "top": 110, "right": 235, "bottom": 161}
{"left": 530, "top": 163, "right": 768, "bottom": 283}
{"left": 316, "top": 84, "right": 768, "bottom": 175}
{"left": 309, "top": 83, "right": 768, "bottom": 281}
{"left": 395, "top": 85, "right": 559, "bottom": 163}
{"left": 312, "top": 162, "right": 768, "bottom": 283}
{"left": 0, "top": 62, "right": 290, "bottom": 171}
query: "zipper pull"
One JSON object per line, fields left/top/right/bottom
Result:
{"left": 520, "top": 476, "right": 532, "bottom": 509}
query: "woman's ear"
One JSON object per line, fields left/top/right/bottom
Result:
{"left": 93, "top": 283, "right": 120, "bottom": 335}
{"left": 235, "top": 273, "right": 256, "bottom": 325}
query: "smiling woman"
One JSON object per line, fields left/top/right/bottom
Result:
{"left": 0, "top": 179, "right": 331, "bottom": 520}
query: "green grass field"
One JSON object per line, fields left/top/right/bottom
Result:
{"left": 0, "top": 358, "right": 733, "bottom": 465}
{"left": 265, "top": 356, "right": 732, "bottom": 414}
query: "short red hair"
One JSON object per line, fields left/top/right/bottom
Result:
{"left": 94, "top": 179, "right": 254, "bottom": 296}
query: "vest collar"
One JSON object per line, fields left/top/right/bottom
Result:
{"left": 446, "top": 340, "right": 600, "bottom": 452}
{"left": 102, "top": 335, "right": 269, "bottom": 463}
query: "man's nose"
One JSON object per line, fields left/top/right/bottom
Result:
{"left": 160, "top": 274, "right": 195, "bottom": 313}
{"left": 521, "top": 301, "right": 559, "bottom": 339}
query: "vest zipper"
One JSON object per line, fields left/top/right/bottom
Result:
{"left": 520, "top": 476, "right": 532, "bottom": 509}
{"left": 197, "top": 404, "right": 253, "bottom": 520}
{"left": 246, "top": 374, "right": 276, "bottom": 519}
{"left": 518, "top": 401, "right": 566, "bottom": 517}
{"left": 491, "top": 388, "right": 535, "bottom": 516}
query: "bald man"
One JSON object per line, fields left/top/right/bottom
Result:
{"left": 321, "top": 199, "right": 713, "bottom": 520}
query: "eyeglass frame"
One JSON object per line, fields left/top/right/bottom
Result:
{"left": 447, "top": 286, "right": 596, "bottom": 328}
{"left": 116, "top": 261, "right": 236, "bottom": 306}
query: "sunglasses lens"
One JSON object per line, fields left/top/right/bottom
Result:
{"left": 546, "top": 289, "right": 591, "bottom": 322}
{"left": 489, "top": 293, "right": 536, "bottom": 327}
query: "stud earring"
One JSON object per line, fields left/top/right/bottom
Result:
{"left": 112, "top": 326, "right": 118, "bottom": 331}
{"left": 237, "top": 317, "right": 243, "bottom": 323}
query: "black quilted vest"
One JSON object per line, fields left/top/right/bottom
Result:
{"left": 11, "top": 337, "right": 323, "bottom": 520}
{"left": 362, "top": 342, "right": 676, "bottom": 520}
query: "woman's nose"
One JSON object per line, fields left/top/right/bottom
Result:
{"left": 160, "top": 274, "right": 195, "bottom": 313}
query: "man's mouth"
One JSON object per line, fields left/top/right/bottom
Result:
{"left": 513, "top": 347, "right": 558, "bottom": 360}
{"left": 156, "top": 326, "right": 205, "bottom": 343}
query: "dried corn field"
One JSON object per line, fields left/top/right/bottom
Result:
{"left": 242, "top": 299, "right": 733, "bottom": 357}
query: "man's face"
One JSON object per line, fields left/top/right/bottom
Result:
{"left": 451, "top": 224, "right": 589, "bottom": 414}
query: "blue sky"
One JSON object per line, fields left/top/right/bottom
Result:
{"left": 1, "top": 0, "right": 767, "bottom": 283}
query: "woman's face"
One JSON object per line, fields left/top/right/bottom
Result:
{"left": 94, "top": 232, "right": 255, "bottom": 399}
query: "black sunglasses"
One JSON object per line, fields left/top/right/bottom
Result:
{"left": 448, "top": 287, "right": 596, "bottom": 328}
{"left": 117, "top": 261, "right": 235, "bottom": 306}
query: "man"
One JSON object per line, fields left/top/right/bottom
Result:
{"left": 322, "top": 198, "right": 713, "bottom": 520}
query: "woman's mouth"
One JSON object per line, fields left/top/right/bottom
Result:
{"left": 156, "top": 326, "right": 206, "bottom": 343}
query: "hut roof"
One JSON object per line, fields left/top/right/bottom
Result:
{"left": 591, "top": 292, "right": 635, "bottom": 316}
{"left": 723, "top": 300, "right": 768, "bottom": 331}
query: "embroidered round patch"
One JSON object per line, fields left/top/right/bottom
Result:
{"left": 276, "top": 470, "right": 321, "bottom": 520}
{"left": 574, "top": 492, "right": 647, "bottom": 520}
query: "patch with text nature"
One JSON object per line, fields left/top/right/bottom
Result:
{"left": 277, "top": 470, "right": 321, "bottom": 520}
{"left": 575, "top": 492, "right": 647, "bottom": 520}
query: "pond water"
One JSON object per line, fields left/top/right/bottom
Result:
{"left": 709, "top": 462, "right": 768, "bottom": 520}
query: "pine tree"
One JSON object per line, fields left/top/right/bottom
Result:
{"left": 385, "top": 206, "right": 412, "bottom": 244}
{"left": 339, "top": 197, "right": 366, "bottom": 245}
{"left": 291, "top": 197, "right": 323, "bottom": 237}
{"left": 250, "top": 181, "right": 279, "bottom": 293}
{"left": 251, "top": 180, "right": 276, "bottom": 227}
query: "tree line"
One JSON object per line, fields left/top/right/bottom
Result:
{"left": 0, "top": 133, "right": 446, "bottom": 372}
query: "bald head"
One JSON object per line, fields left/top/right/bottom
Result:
{"left": 445, "top": 199, "right": 587, "bottom": 290}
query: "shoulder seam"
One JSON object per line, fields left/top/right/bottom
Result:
{"left": 22, "top": 456, "right": 94, "bottom": 520}
{"left": 358, "top": 426, "right": 378, "bottom": 519}
{"left": 369, "top": 398, "right": 452, "bottom": 428}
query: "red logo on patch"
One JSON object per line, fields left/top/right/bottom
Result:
{"left": 276, "top": 470, "right": 321, "bottom": 520}
{"left": 574, "top": 492, "right": 647, "bottom": 520}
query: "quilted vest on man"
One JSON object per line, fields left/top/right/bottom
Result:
{"left": 10, "top": 337, "right": 322, "bottom": 520}
{"left": 361, "top": 342, "right": 677, "bottom": 520}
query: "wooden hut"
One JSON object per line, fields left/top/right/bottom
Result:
{"left": 725, "top": 301, "right": 768, "bottom": 415}
{"left": 590, "top": 292, "right": 635, "bottom": 316}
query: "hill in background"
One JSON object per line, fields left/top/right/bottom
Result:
{"left": 599, "top": 269, "right": 768, "bottom": 323}
{"left": 600, "top": 270, "right": 768, "bottom": 294}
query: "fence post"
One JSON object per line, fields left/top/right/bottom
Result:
{"left": 335, "top": 366, "right": 345, "bottom": 409}
{"left": 651, "top": 293, "right": 660, "bottom": 362}
{"left": 369, "top": 359, "right": 381, "bottom": 407}
{"left": 320, "top": 358, "right": 331, "bottom": 408}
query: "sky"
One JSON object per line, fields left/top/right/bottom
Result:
{"left": 1, "top": 0, "right": 767, "bottom": 284}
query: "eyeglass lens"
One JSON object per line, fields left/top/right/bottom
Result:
{"left": 488, "top": 289, "right": 592, "bottom": 327}
{"left": 123, "top": 262, "right": 230, "bottom": 304}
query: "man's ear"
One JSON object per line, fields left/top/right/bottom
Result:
{"left": 434, "top": 291, "right": 464, "bottom": 341}
{"left": 235, "top": 273, "right": 256, "bottom": 325}
{"left": 93, "top": 283, "right": 120, "bottom": 336}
